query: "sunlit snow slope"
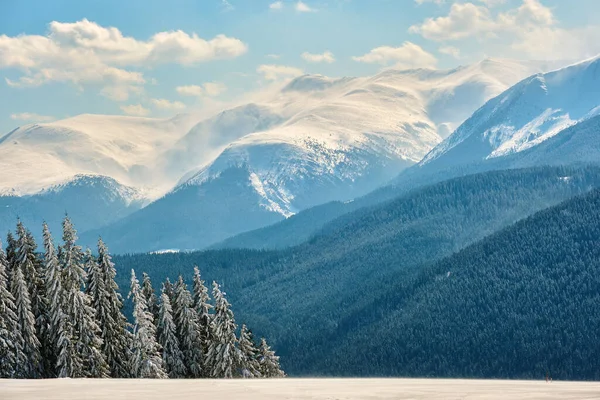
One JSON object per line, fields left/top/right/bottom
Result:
{"left": 421, "top": 56, "right": 600, "bottom": 169}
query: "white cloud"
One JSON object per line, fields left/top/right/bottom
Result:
{"left": 221, "top": 0, "right": 235, "bottom": 12}
{"left": 270, "top": 1, "right": 283, "bottom": 10}
{"left": 301, "top": 51, "right": 335, "bottom": 63}
{"left": 10, "top": 112, "right": 55, "bottom": 122}
{"left": 176, "top": 82, "right": 227, "bottom": 97}
{"left": 120, "top": 104, "right": 150, "bottom": 116}
{"left": 409, "top": 2, "right": 495, "bottom": 41}
{"left": 150, "top": 98, "right": 186, "bottom": 110}
{"left": 352, "top": 42, "right": 438, "bottom": 69}
{"left": 176, "top": 85, "right": 204, "bottom": 96}
{"left": 203, "top": 82, "right": 227, "bottom": 96}
{"left": 100, "top": 84, "right": 143, "bottom": 102}
{"left": 257, "top": 64, "right": 304, "bottom": 80}
{"left": 0, "top": 19, "right": 247, "bottom": 96}
{"left": 266, "top": 54, "right": 281, "bottom": 59}
{"left": 410, "top": 0, "right": 600, "bottom": 61}
{"left": 439, "top": 45, "right": 461, "bottom": 59}
{"left": 296, "top": 1, "right": 316, "bottom": 12}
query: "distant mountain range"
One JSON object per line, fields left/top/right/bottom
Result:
{"left": 0, "top": 58, "right": 558, "bottom": 251}
{"left": 214, "top": 56, "right": 600, "bottom": 251}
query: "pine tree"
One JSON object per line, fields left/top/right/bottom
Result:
{"left": 11, "top": 266, "right": 42, "bottom": 378}
{"left": 16, "top": 221, "right": 48, "bottom": 377}
{"left": 59, "top": 216, "right": 108, "bottom": 378}
{"left": 5, "top": 231, "right": 17, "bottom": 277}
{"left": 257, "top": 338, "right": 285, "bottom": 378}
{"left": 42, "top": 222, "right": 62, "bottom": 377}
{"left": 129, "top": 269, "right": 167, "bottom": 379}
{"left": 192, "top": 266, "right": 213, "bottom": 361}
{"left": 172, "top": 276, "right": 204, "bottom": 378}
{"left": 163, "top": 278, "right": 175, "bottom": 304}
{"left": 238, "top": 324, "right": 261, "bottom": 378}
{"left": 88, "top": 238, "right": 132, "bottom": 378}
{"left": 206, "top": 281, "right": 239, "bottom": 378}
{"left": 142, "top": 273, "right": 159, "bottom": 323}
{"left": 157, "top": 292, "right": 186, "bottom": 378}
{"left": 0, "top": 241, "right": 20, "bottom": 378}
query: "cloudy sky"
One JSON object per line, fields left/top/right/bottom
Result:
{"left": 0, "top": 0, "right": 599, "bottom": 133}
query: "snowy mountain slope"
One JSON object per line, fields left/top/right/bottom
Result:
{"left": 1, "top": 58, "right": 557, "bottom": 252}
{"left": 0, "top": 113, "right": 197, "bottom": 198}
{"left": 0, "top": 174, "right": 144, "bottom": 244}
{"left": 76, "top": 59, "right": 560, "bottom": 253}
{"left": 420, "top": 56, "right": 600, "bottom": 169}
{"left": 173, "top": 58, "right": 555, "bottom": 217}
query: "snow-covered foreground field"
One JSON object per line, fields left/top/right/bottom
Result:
{"left": 2, "top": 378, "right": 600, "bottom": 400}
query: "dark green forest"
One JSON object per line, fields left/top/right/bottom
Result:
{"left": 317, "top": 189, "right": 600, "bottom": 379}
{"left": 114, "top": 165, "right": 600, "bottom": 377}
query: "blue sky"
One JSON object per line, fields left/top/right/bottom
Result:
{"left": 1, "top": 0, "right": 599, "bottom": 133}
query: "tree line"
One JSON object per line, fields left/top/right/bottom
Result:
{"left": 0, "top": 216, "right": 284, "bottom": 379}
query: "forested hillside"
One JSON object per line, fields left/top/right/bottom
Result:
{"left": 115, "top": 165, "right": 600, "bottom": 375}
{"left": 317, "top": 189, "right": 600, "bottom": 379}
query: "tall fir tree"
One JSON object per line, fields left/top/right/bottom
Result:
{"left": 142, "top": 273, "right": 159, "bottom": 323}
{"left": 88, "top": 238, "right": 132, "bottom": 378}
{"left": 59, "top": 216, "right": 108, "bottom": 378}
{"left": 172, "top": 275, "right": 204, "bottom": 378}
{"left": 257, "top": 338, "right": 285, "bottom": 378}
{"left": 206, "top": 281, "right": 239, "bottom": 378}
{"left": 163, "top": 278, "right": 175, "bottom": 304}
{"left": 16, "top": 221, "right": 49, "bottom": 377}
{"left": 0, "top": 241, "right": 20, "bottom": 378}
{"left": 192, "top": 266, "right": 213, "bottom": 362}
{"left": 11, "top": 266, "right": 42, "bottom": 378}
{"left": 129, "top": 269, "right": 167, "bottom": 379}
{"left": 5, "top": 231, "right": 17, "bottom": 278}
{"left": 42, "top": 222, "right": 62, "bottom": 377}
{"left": 238, "top": 324, "right": 261, "bottom": 378}
{"left": 157, "top": 292, "right": 186, "bottom": 378}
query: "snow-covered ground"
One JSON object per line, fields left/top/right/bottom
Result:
{"left": 1, "top": 378, "right": 599, "bottom": 400}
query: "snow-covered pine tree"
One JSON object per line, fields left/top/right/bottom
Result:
{"left": 75, "top": 249, "right": 109, "bottom": 378}
{"left": 238, "top": 324, "right": 261, "bottom": 378}
{"left": 192, "top": 266, "right": 213, "bottom": 361}
{"left": 16, "top": 221, "right": 49, "bottom": 376}
{"left": 11, "top": 266, "right": 42, "bottom": 378}
{"left": 142, "top": 273, "right": 159, "bottom": 323}
{"left": 41, "top": 222, "right": 62, "bottom": 378}
{"left": 5, "top": 231, "right": 17, "bottom": 278}
{"left": 0, "top": 240, "right": 20, "bottom": 378}
{"left": 89, "top": 238, "right": 132, "bottom": 378}
{"left": 59, "top": 216, "right": 108, "bottom": 378}
{"left": 206, "top": 281, "right": 240, "bottom": 378}
{"left": 157, "top": 291, "right": 186, "bottom": 378}
{"left": 163, "top": 278, "right": 175, "bottom": 304}
{"left": 257, "top": 338, "right": 285, "bottom": 378}
{"left": 172, "top": 275, "right": 204, "bottom": 378}
{"left": 129, "top": 269, "right": 167, "bottom": 379}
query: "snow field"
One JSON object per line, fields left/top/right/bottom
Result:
{"left": 2, "top": 378, "right": 600, "bottom": 400}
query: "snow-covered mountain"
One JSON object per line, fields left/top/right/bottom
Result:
{"left": 0, "top": 113, "right": 198, "bottom": 198}
{"left": 0, "top": 58, "right": 559, "bottom": 252}
{"left": 171, "top": 58, "right": 558, "bottom": 216}
{"left": 76, "top": 59, "right": 557, "bottom": 253}
{"left": 420, "top": 56, "right": 600, "bottom": 169}
{"left": 0, "top": 174, "right": 144, "bottom": 244}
